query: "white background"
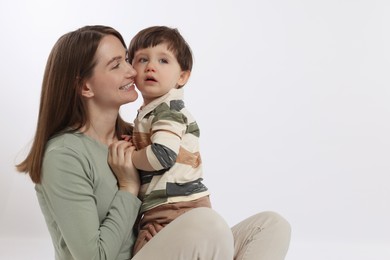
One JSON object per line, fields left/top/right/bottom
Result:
{"left": 1, "top": 0, "right": 389, "bottom": 259}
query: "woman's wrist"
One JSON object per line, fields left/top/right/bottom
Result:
{"left": 119, "top": 184, "right": 139, "bottom": 196}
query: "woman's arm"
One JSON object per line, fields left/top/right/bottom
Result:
{"left": 39, "top": 146, "right": 140, "bottom": 260}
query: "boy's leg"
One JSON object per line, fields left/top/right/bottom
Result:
{"left": 132, "top": 207, "right": 234, "bottom": 260}
{"left": 232, "top": 211, "right": 291, "bottom": 260}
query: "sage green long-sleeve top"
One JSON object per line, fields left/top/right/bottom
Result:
{"left": 35, "top": 132, "right": 141, "bottom": 260}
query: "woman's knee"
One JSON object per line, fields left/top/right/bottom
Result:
{"left": 263, "top": 211, "right": 291, "bottom": 232}
{"left": 251, "top": 211, "right": 292, "bottom": 239}
{"left": 232, "top": 211, "right": 291, "bottom": 237}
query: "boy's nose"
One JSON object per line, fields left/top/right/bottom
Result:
{"left": 146, "top": 61, "right": 156, "bottom": 72}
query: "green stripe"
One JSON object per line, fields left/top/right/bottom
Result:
{"left": 186, "top": 122, "right": 200, "bottom": 137}
{"left": 141, "top": 190, "right": 167, "bottom": 213}
{"left": 152, "top": 103, "right": 187, "bottom": 124}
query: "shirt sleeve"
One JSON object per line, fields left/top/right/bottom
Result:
{"left": 39, "top": 146, "right": 141, "bottom": 260}
{"left": 145, "top": 109, "right": 187, "bottom": 170}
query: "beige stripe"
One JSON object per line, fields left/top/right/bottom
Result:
{"left": 176, "top": 146, "right": 202, "bottom": 168}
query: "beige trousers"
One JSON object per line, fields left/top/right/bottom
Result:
{"left": 132, "top": 208, "right": 291, "bottom": 260}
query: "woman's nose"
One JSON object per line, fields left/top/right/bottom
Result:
{"left": 125, "top": 63, "right": 137, "bottom": 77}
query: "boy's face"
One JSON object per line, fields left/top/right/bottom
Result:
{"left": 132, "top": 43, "right": 190, "bottom": 105}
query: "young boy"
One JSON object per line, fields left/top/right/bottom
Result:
{"left": 128, "top": 26, "right": 211, "bottom": 254}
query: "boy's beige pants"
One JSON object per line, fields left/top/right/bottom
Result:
{"left": 132, "top": 207, "right": 291, "bottom": 260}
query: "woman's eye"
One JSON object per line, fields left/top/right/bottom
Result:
{"left": 113, "top": 62, "right": 120, "bottom": 69}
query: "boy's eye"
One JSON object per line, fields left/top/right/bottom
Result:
{"left": 159, "top": 59, "right": 168, "bottom": 64}
{"left": 139, "top": 57, "right": 148, "bottom": 63}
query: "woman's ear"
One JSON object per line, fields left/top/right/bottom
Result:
{"left": 177, "top": 70, "right": 191, "bottom": 87}
{"left": 81, "top": 81, "right": 94, "bottom": 98}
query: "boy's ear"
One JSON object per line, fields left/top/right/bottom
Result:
{"left": 178, "top": 70, "right": 191, "bottom": 87}
{"left": 81, "top": 81, "right": 94, "bottom": 98}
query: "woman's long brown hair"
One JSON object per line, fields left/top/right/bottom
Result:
{"left": 16, "top": 25, "right": 132, "bottom": 183}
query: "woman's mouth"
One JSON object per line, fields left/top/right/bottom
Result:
{"left": 119, "top": 83, "right": 134, "bottom": 90}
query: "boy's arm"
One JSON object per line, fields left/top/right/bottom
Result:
{"left": 133, "top": 110, "right": 187, "bottom": 171}
{"left": 131, "top": 131, "right": 180, "bottom": 171}
{"left": 132, "top": 145, "right": 156, "bottom": 171}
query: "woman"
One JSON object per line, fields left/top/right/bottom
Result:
{"left": 16, "top": 25, "right": 291, "bottom": 259}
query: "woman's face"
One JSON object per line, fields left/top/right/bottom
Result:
{"left": 83, "top": 35, "right": 138, "bottom": 110}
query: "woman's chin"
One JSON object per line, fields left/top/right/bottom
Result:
{"left": 124, "top": 90, "right": 139, "bottom": 103}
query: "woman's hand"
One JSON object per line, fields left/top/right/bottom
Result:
{"left": 108, "top": 140, "right": 140, "bottom": 196}
{"left": 121, "top": 134, "right": 133, "bottom": 143}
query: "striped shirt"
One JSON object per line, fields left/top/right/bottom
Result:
{"left": 132, "top": 88, "right": 209, "bottom": 214}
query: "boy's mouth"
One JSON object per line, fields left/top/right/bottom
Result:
{"left": 145, "top": 76, "right": 157, "bottom": 82}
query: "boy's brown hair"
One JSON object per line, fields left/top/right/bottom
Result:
{"left": 128, "top": 26, "right": 193, "bottom": 72}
